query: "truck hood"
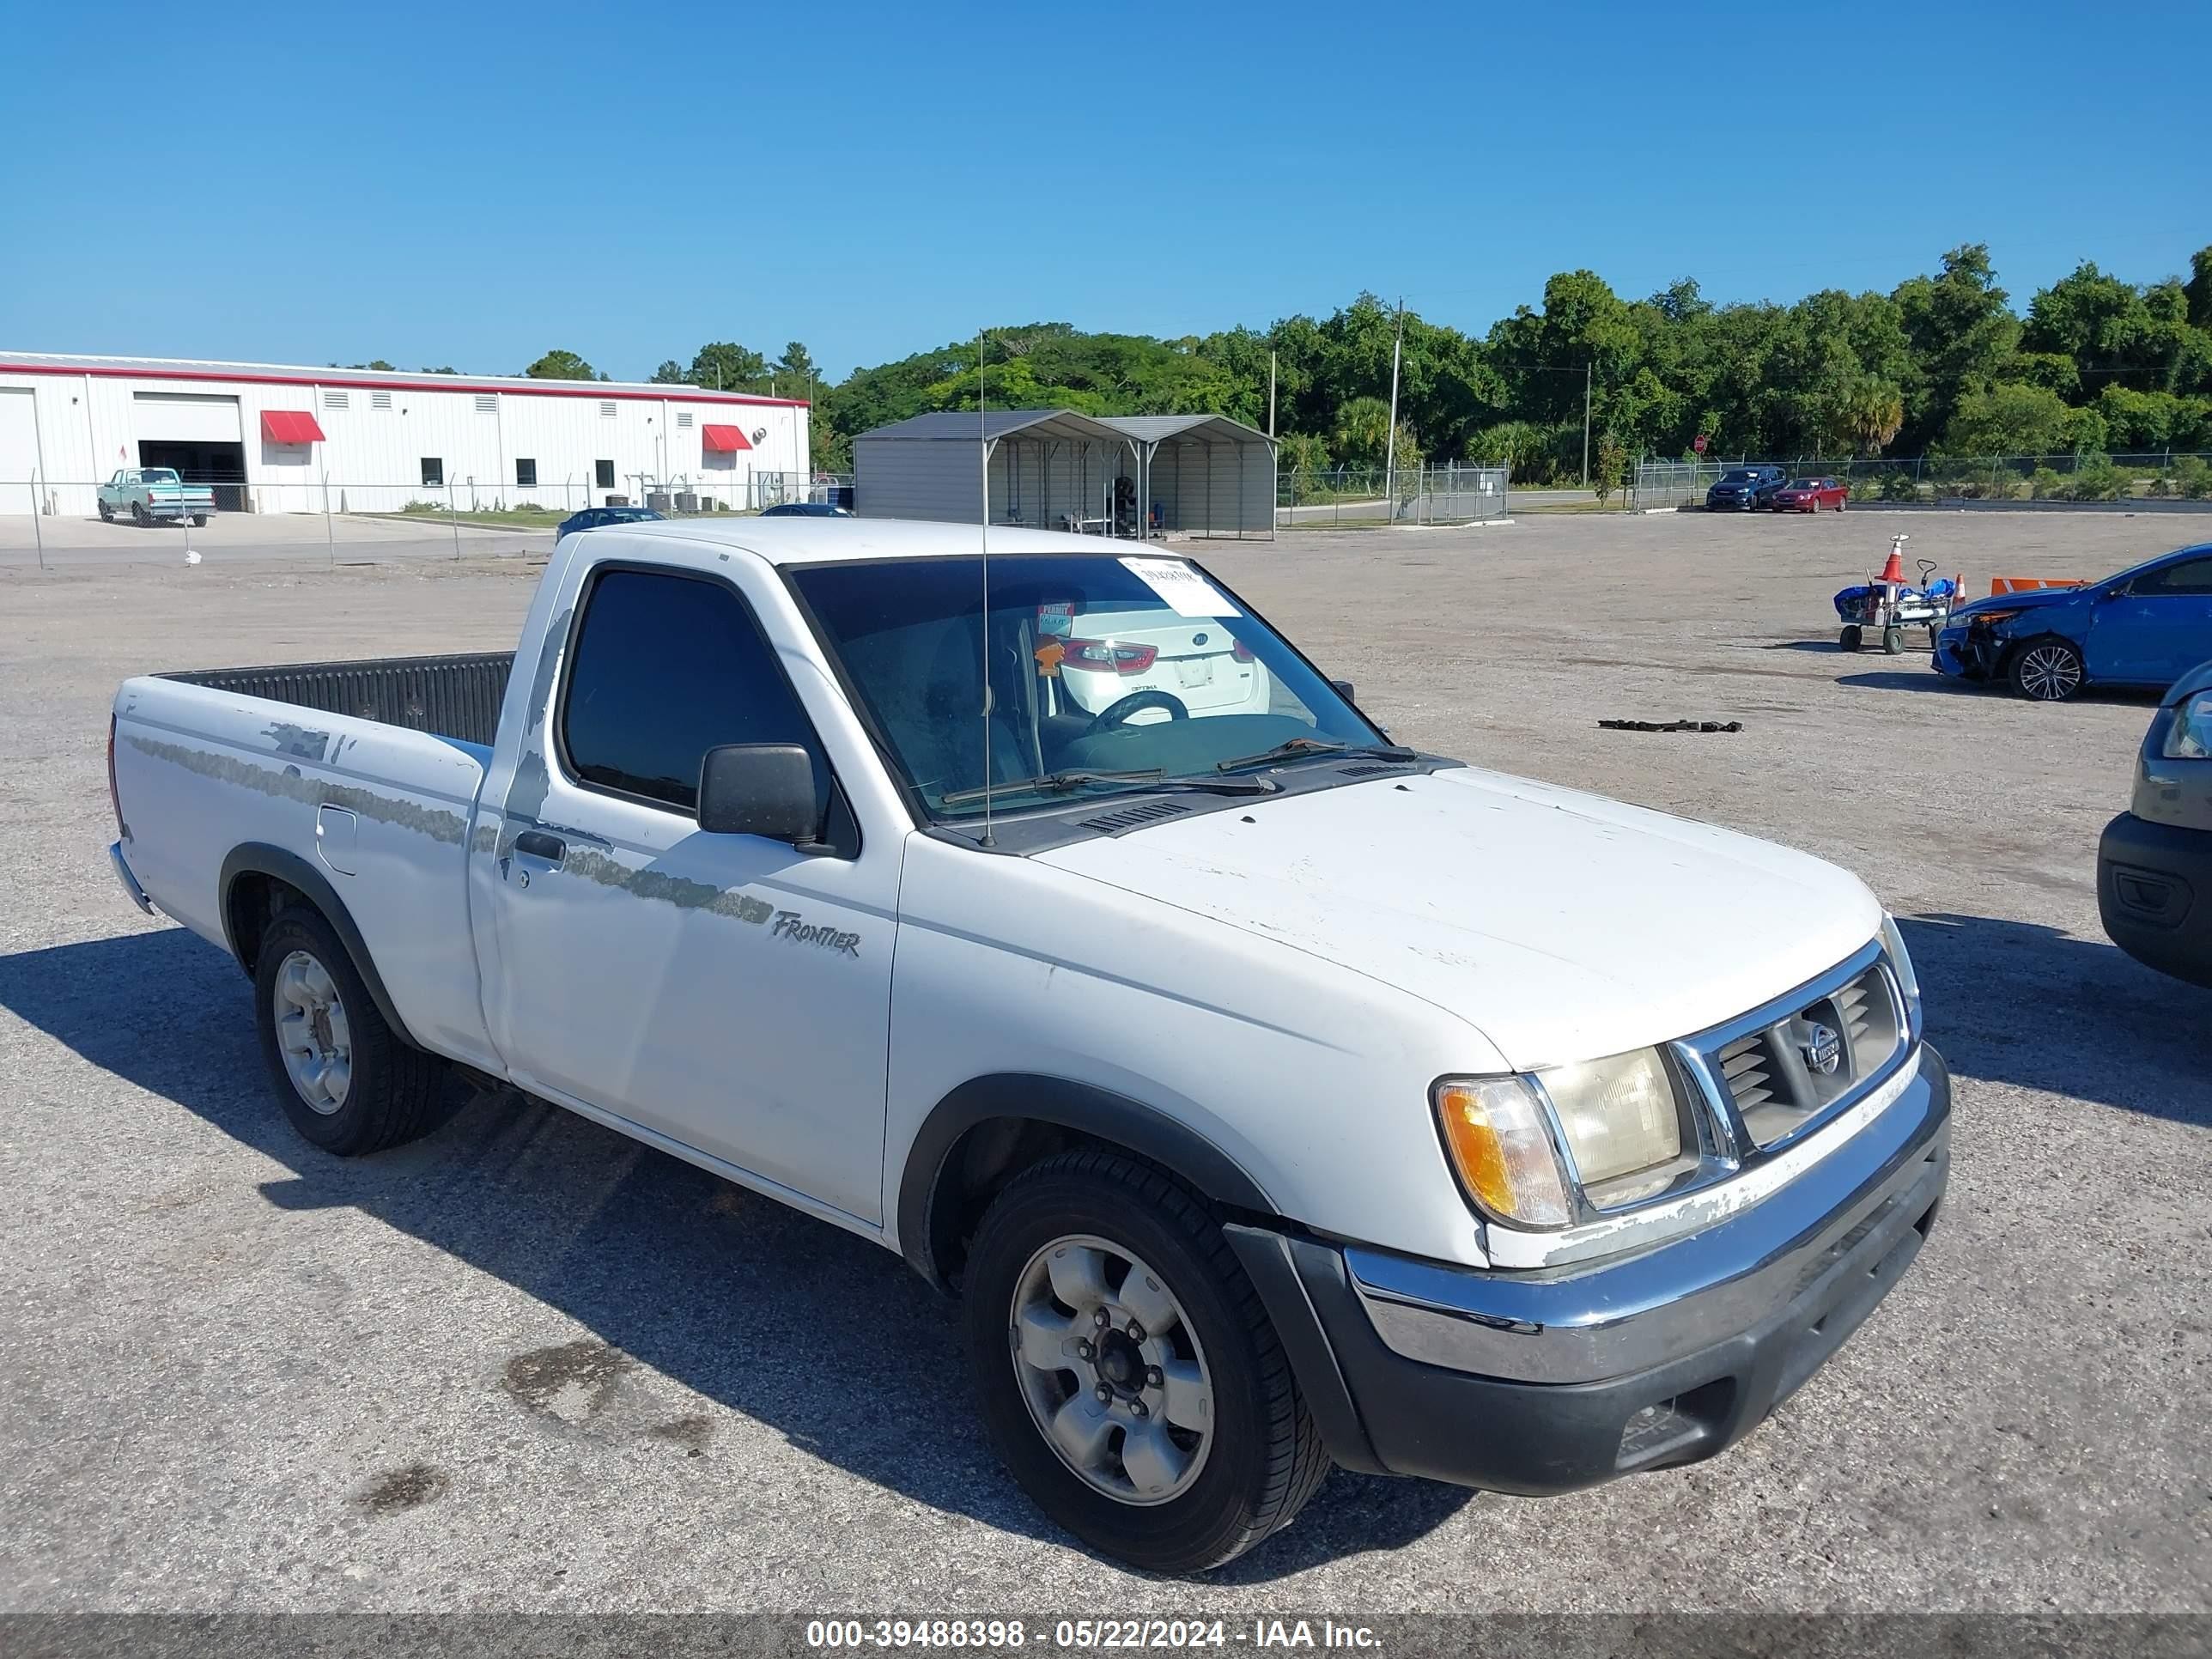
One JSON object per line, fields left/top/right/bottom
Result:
{"left": 1035, "top": 766, "right": 1883, "bottom": 1070}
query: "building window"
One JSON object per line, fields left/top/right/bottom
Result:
{"left": 677, "top": 411, "right": 694, "bottom": 428}
{"left": 371, "top": 391, "right": 392, "bottom": 411}
{"left": 599, "top": 400, "right": 617, "bottom": 418}
{"left": 323, "top": 389, "right": 349, "bottom": 410}
{"left": 475, "top": 394, "right": 498, "bottom": 414}
{"left": 595, "top": 459, "right": 615, "bottom": 489}
{"left": 515, "top": 459, "right": 538, "bottom": 488}
{"left": 421, "top": 458, "right": 443, "bottom": 489}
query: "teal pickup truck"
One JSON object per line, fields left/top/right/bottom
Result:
{"left": 99, "top": 468, "right": 216, "bottom": 526}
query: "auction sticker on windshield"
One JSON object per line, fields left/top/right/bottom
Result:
{"left": 1120, "top": 557, "right": 1241, "bottom": 618}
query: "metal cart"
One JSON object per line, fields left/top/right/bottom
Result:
{"left": 1834, "top": 536, "right": 1959, "bottom": 654}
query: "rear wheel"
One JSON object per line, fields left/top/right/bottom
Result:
{"left": 191, "top": 514, "right": 208, "bottom": 527}
{"left": 1839, "top": 625, "right": 1863, "bottom": 651}
{"left": 130, "top": 501, "right": 148, "bottom": 526}
{"left": 2008, "top": 638, "right": 2085, "bottom": 702}
{"left": 1836, "top": 493, "right": 1847, "bottom": 511}
{"left": 1882, "top": 626, "right": 1905, "bottom": 655}
{"left": 252, "top": 906, "right": 450, "bottom": 1154}
{"left": 963, "top": 1150, "right": 1328, "bottom": 1574}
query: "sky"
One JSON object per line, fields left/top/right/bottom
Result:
{"left": 2, "top": 0, "right": 2205, "bottom": 385}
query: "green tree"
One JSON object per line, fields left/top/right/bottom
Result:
{"left": 523, "top": 349, "right": 599, "bottom": 380}
{"left": 1893, "top": 245, "right": 2021, "bottom": 451}
{"left": 1939, "top": 382, "right": 2071, "bottom": 456}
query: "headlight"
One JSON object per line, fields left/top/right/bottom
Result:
{"left": 1432, "top": 1077, "right": 1573, "bottom": 1228}
{"left": 1433, "top": 1048, "right": 1688, "bottom": 1229}
{"left": 1536, "top": 1048, "right": 1684, "bottom": 1188}
{"left": 1968, "top": 608, "right": 2022, "bottom": 626}
{"left": 1881, "top": 913, "right": 1922, "bottom": 1036}
{"left": 2164, "top": 692, "right": 2212, "bottom": 760}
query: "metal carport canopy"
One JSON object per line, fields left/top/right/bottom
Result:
{"left": 1102, "top": 413, "right": 1276, "bottom": 539}
{"left": 861, "top": 409, "right": 1130, "bottom": 448}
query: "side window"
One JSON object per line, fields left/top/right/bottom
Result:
{"left": 2133, "top": 557, "right": 2212, "bottom": 597}
{"left": 594, "top": 459, "right": 616, "bottom": 490}
{"left": 560, "top": 568, "right": 823, "bottom": 815}
{"left": 514, "top": 458, "right": 538, "bottom": 488}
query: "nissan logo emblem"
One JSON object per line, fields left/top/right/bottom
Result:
{"left": 1802, "top": 1024, "right": 1843, "bottom": 1076}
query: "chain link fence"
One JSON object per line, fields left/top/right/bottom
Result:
{"left": 1633, "top": 453, "right": 2212, "bottom": 511}
{"left": 1, "top": 471, "right": 856, "bottom": 569}
{"left": 1278, "top": 465, "right": 1509, "bottom": 528}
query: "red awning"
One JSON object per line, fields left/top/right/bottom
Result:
{"left": 261, "top": 410, "right": 325, "bottom": 444}
{"left": 702, "top": 423, "right": 751, "bottom": 453}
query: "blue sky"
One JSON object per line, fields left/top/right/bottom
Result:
{"left": 3, "top": 0, "right": 2203, "bottom": 383}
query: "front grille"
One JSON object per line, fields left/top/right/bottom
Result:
{"left": 1689, "top": 951, "right": 1907, "bottom": 1152}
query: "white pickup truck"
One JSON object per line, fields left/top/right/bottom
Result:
{"left": 108, "top": 519, "right": 1950, "bottom": 1573}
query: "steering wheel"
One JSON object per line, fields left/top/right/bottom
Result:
{"left": 1083, "top": 688, "right": 1188, "bottom": 738}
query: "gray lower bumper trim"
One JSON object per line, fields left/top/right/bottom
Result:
{"left": 1345, "top": 1045, "right": 1950, "bottom": 1384}
{"left": 110, "top": 841, "right": 155, "bottom": 915}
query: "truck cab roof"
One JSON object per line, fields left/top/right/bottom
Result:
{"left": 597, "top": 515, "right": 1115, "bottom": 568}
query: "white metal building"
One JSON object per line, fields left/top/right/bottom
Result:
{"left": 854, "top": 410, "right": 1275, "bottom": 539}
{"left": 0, "top": 352, "right": 811, "bottom": 519}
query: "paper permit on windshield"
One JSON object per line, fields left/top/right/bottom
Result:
{"left": 1119, "top": 557, "right": 1241, "bottom": 618}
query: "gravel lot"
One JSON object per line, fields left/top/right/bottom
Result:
{"left": 2, "top": 507, "right": 2206, "bottom": 1615}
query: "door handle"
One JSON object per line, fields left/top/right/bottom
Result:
{"left": 514, "top": 830, "right": 566, "bottom": 862}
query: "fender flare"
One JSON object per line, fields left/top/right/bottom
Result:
{"left": 218, "top": 842, "right": 422, "bottom": 1049}
{"left": 895, "top": 1073, "right": 1277, "bottom": 1286}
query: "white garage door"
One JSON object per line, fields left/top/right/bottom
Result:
{"left": 132, "top": 391, "right": 243, "bottom": 441}
{"left": 0, "top": 389, "right": 40, "bottom": 490}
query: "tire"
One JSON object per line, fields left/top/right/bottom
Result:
{"left": 963, "top": 1150, "right": 1328, "bottom": 1574}
{"left": 1836, "top": 493, "right": 1847, "bottom": 511}
{"left": 98, "top": 501, "right": 113, "bottom": 522}
{"left": 1839, "top": 625, "right": 1863, "bottom": 651}
{"left": 252, "top": 905, "right": 449, "bottom": 1155}
{"left": 1882, "top": 626, "right": 1905, "bottom": 655}
{"left": 191, "top": 514, "right": 208, "bottom": 527}
{"left": 2008, "top": 637, "right": 2086, "bottom": 702}
{"left": 131, "top": 501, "right": 148, "bottom": 526}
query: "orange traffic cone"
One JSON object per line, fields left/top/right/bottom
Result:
{"left": 1879, "top": 542, "right": 1905, "bottom": 584}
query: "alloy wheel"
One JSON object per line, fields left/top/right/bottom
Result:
{"left": 273, "top": 950, "right": 352, "bottom": 1113}
{"left": 1008, "top": 1234, "right": 1215, "bottom": 1506}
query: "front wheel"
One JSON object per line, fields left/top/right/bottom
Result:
{"left": 2008, "top": 638, "right": 2085, "bottom": 702}
{"left": 98, "top": 501, "right": 113, "bottom": 522}
{"left": 1839, "top": 625, "right": 1863, "bottom": 651}
{"left": 963, "top": 1151, "right": 1328, "bottom": 1574}
{"left": 252, "top": 906, "right": 450, "bottom": 1154}
{"left": 1882, "top": 625, "right": 1905, "bottom": 655}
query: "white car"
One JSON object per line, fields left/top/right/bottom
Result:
{"left": 107, "top": 517, "right": 1950, "bottom": 1574}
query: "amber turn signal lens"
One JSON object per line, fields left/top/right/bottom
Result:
{"left": 1433, "top": 1078, "right": 1573, "bottom": 1228}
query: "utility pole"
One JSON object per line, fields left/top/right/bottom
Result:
{"left": 1383, "top": 297, "right": 1405, "bottom": 517}
{"left": 1267, "top": 349, "right": 1276, "bottom": 439}
{"left": 1581, "top": 361, "right": 1593, "bottom": 489}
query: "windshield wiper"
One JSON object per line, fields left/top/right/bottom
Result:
{"left": 1214, "top": 738, "right": 1419, "bottom": 774}
{"left": 939, "top": 769, "right": 1278, "bottom": 807}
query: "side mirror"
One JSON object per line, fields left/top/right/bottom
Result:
{"left": 1329, "top": 679, "right": 1357, "bottom": 702}
{"left": 697, "top": 744, "right": 820, "bottom": 842}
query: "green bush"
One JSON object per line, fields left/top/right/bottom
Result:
{"left": 1880, "top": 469, "right": 1921, "bottom": 501}
{"left": 2175, "top": 456, "right": 2212, "bottom": 499}
{"left": 2030, "top": 467, "right": 2064, "bottom": 500}
{"left": 2064, "top": 457, "right": 2125, "bottom": 501}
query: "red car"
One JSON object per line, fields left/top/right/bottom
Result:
{"left": 1771, "top": 476, "right": 1849, "bottom": 512}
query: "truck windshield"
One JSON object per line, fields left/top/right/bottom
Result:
{"left": 789, "top": 553, "right": 1391, "bottom": 819}
{"left": 142, "top": 469, "right": 180, "bottom": 484}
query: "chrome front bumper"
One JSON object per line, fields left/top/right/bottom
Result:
{"left": 1342, "top": 1042, "right": 1950, "bottom": 1385}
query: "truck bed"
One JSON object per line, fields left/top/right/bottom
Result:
{"left": 159, "top": 652, "right": 515, "bottom": 748}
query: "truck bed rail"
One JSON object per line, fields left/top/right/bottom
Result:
{"left": 160, "top": 653, "right": 515, "bottom": 748}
